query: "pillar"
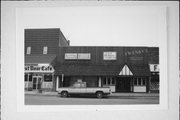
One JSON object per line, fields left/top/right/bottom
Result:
{"left": 56, "top": 76, "right": 59, "bottom": 91}
{"left": 27, "top": 74, "right": 29, "bottom": 90}
{"left": 98, "top": 77, "right": 102, "bottom": 87}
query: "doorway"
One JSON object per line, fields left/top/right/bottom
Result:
{"left": 116, "top": 77, "right": 131, "bottom": 92}
{"left": 32, "top": 76, "right": 42, "bottom": 90}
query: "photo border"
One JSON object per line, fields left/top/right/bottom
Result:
{"left": 16, "top": 3, "right": 167, "bottom": 112}
{"left": 2, "top": 1, "right": 179, "bottom": 120}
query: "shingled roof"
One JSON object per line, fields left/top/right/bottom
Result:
{"left": 55, "top": 64, "right": 150, "bottom": 76}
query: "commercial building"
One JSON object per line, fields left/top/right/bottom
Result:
{"left": 148, "top": 47, "right": 159, "bottom": 93}
{"left": 54, "top": 46, "right": 158, "bottom": 93}
{"left": 24, "top": 28, "right": 159, "bottom": 93}
{"left": 24, "top": 28, "right": 69, "bottom": 91}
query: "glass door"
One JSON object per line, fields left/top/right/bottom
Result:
{"left": 32, "top": 76, "right": 42, "bottom": 90}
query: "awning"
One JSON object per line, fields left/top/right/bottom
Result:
{"left": 55, "top": 64, "right": 150, "bottom": 76}
{"left": 129, "top": 64, "right": 151, "bottom": 76}
{"left": 25, "top": 55, "right": 56, "bottom": 65}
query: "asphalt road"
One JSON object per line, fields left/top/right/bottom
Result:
{"left": 25, "top": 94, "right": 159, "bottom": 105}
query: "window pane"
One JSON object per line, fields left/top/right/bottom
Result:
{"left": 27, "top": 47, "right": 31, "bottom": 54}
{"left": 25, "top": 74, "right": 28, "bottom": 81}
{"left": 138, "top": 78, "right": 141, "bottom": 86}
{"left": 134, "top": 79, "right": 137, "bottom": 85}
{"left": 43, "top": 46, "right": 48, "bottom": 54}
{"left": 142, "top": 78, "right": 146, "bottom": 85}
{"left": 111, "top": 78, "right": 115, "bottom": 85}
{"left": 108, "top": 77, "right": 111, "bottom": 85}
{"left": 29, "top": 74, "right": 32, "bottom": 81}
{"left": 103, "top": 77, "right": 106, "bottom": 85}
{"left": 44, "top": 75, "right": 52, "bottom": 82}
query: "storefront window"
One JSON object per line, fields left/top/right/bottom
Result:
{"left": 103, "top": 77, "right": 115, "bottom": 85}
{"left": 29, "top": 74, "right": 32, "bottom": 81}
{"left": 103, "top": 78, "right": 106, "bottom": 85}
{"left": 112, "top": 78, "right": 115, "bottom": 84}
{"left": 142, "top": 78, "right": 146, "bottom": 85}
{"left": 134, "top": 77, "right": 146, "bottom": 86}
{"left": 134, "top": 79, "right": 137, "bottom": 85}
{"left": 44, "top": 75, "right": 52, "bottom": 82}
{"left": 24, "top": 74, "right": 28, "bottom": 81}
{"left": 108, "top": 78, "right": 111, "bottom": 84}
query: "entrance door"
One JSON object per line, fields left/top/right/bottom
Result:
{"left": 32, "top": 76, "right": 42, "bottom": 90}
{"left": 116, "top": 77, "right": 131, "bottom": 92}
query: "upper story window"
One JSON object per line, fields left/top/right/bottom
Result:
{"left": 43, "top": 46, "right": 48, "bottom": 54}
{"left": 26, "top": 47, "right": 31, "bottom": 54}
{"left": 103, "top": 52, "right": 117, "bottom": 60}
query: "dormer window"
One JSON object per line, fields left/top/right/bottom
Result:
{"left": 43, "top": 46, "right": 48, "bottom": 54}
{"left": 26, "top": 46, "right": 31, "bottom": 54}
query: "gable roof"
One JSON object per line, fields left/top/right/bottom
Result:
{"left": 119, "top": 65, "right": 133, "bottom": 76}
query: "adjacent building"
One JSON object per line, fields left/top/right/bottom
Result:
{"left": 24, "top": 28, "right": 69, "bottom": 91}
{"left": 54, "top": 46, "right": 158, "bottom": 93}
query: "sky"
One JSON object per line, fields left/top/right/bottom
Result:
{"left": 17, "top": 6, "right": 166, "bottom": 47}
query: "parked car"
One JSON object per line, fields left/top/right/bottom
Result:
{"left": 57, "top": 82, "right": 111, "bottom": 98}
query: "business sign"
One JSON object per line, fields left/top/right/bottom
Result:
{"left": 103, "top": 52, "right": 117, "bottom": 60}
{"left": 25, "top": 65, "right": 54, "bottom": 73}
{"left": 149, "top": 64, "right": 159, "bottom": 72}
{"left": 78, "top": 53, "right": 91, "bottom": 60}
{"left": 125, "top": 49, "right": 148, "bottom": 56}
{"left": 65, "top": 53, "right": 77, "bottom": 59}
{"left": 65, "top": 53, "right": 91, "bottom": 60}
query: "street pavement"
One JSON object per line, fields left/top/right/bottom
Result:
{"left": 25, "top": 91, "right": 159, "bottom": 105}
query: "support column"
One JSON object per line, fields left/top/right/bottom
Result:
{"left": 62, "top": 74, "right": 64, "bottom": 87}
{"left": 56, "top": 76, "right": 59, "bottom": 91}
{"left": 98, "top": 77, "right": 101, "bottom": 87}
{"left": 148, "top": 76, "right": 151, "bottom": 93}
{"left": 27, "top": 74, "right": 29, "bottom": 90}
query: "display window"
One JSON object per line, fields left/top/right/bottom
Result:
{"left": 134, "top": 77, "right": 146, "bottom": 86}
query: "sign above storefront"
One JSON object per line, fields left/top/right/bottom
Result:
{"left": 25, "top": 65, "right": 54, "bottom": 73}
{"left": 149, "top": 64, "right": 159, "bottom": 72}
{"left": 78, "top": 53, "right": 91, "bottom": 60}
{"left": 125, "top": 49, "right": 148, "bottom": 56}
{"left": 103, "top": 52, "right": 117, "bottom": 60}
{"left": 65, "top": 53, "right": 91, "bottom": 60}
{"left": 65, "top": 53, "right": 77, "bottom": 59}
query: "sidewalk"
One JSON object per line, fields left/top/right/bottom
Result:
{"left": 25, "top": 91, "right": 159, "bottom": 97}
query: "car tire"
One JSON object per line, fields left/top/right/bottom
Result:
{"left": 96, "top": 92, "right": 103, "bottom": 98}
{"left": 61, "top": 91, "right": 68, "bottom": 97}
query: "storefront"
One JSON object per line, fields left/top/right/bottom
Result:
{"left": 55, "top": 46, "right": 152, "bottom": 93}
{"left": 149, "top": 64, "right": 159, "bottom": 93}
{"left": 24, "top": 55, "right": 56, "bottom": 91}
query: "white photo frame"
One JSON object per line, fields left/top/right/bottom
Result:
{"left": 1, "top": 1, "right": 179, "bottom": 120}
